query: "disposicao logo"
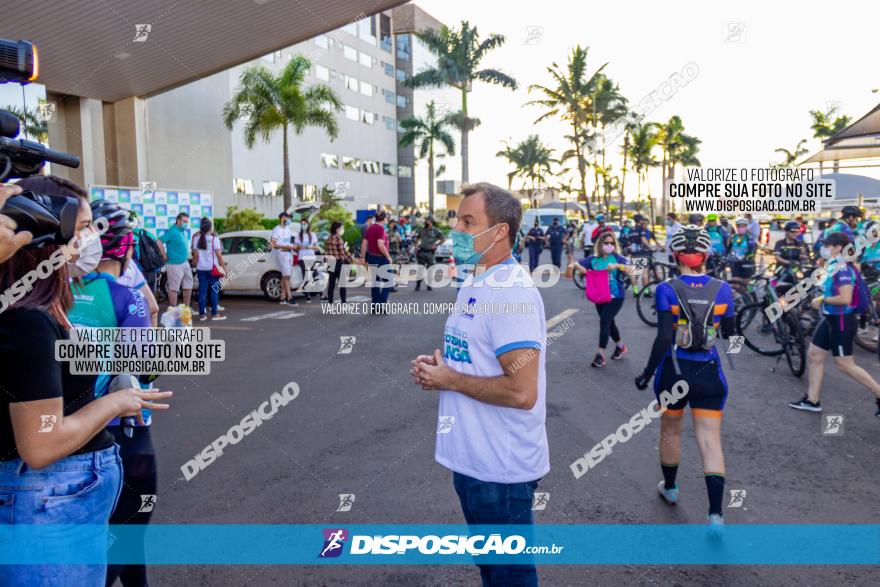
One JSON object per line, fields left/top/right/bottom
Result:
{"left": 319, "top": 528, "right": 348, "bottom": 558}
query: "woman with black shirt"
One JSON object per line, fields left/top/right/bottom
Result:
{"left": 0, "top": 192, "right": 172, "bottom": 586}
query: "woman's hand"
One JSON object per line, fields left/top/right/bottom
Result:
{"left": 113, "top": 388, "right": 173, "bottom": 425}
{"left": 810, "top": 296, "right": 823, "bottom": 310}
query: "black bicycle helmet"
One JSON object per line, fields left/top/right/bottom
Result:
{"left": 784, "top": 220, "right": 801, "bottom": 232}
{"left": 687, "top": 213, "right": 704, "bottom": 225}
{"left": 669, "top": 225, "right": 712, "bottom": 253}
{"left": 90, "top": 199, "right": 136, "bottom": 260}
{"left": 841, "top": 205, "right": 863, "bottom": 219}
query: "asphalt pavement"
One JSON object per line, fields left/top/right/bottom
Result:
{"left": 147, "top": 258, "right": 880, "bottom": 586}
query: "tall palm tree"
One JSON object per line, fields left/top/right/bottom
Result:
{"left": 773, "top": 139, "right": 808, "bottom": 168}
{"left": 591, "top": 76, "right": 628, "bottom": 208}
{"left": 399, "top": 101, "right": 456, "bottom": 216}
{"left": 527, "top": 45, "right": 607, "bottom": 217}
{"left": 222, "top": 55, "right": 341, "bottom": 211}
{"left": 3, "top": 105, "right": 48, "bottom": 143}
{"left": 407, "top": 21, "right": 517, "bottom": 184}
{"left": 496, "top": 140, "right": 526, "bottom": 190}
{"left": 627, "top": 122, "right": 659, "bottom": 214}
{"left": 497, "top": 135, "right": 557, "bottom": 203}
{"left": 653, "top": 116, "right": 686, "bottom": 218}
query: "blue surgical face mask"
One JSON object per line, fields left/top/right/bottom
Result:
{"left": 452, "top": 224, "right": 501, "bottom": 266}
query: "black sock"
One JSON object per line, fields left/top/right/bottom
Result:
{"left": 705, "top": 473, "right": 725, "bottom": 516}
{"left": 661, "top": 462, "right": 678, "bottom": 490}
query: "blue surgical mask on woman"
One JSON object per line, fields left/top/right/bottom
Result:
{"left": 451, "top": 224, "right": 502, "bottom": 266}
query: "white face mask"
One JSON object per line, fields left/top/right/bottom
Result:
{"left": 67, "top": 232, "right": 103, "bottom": 278}
{"left": 819, "top": 245, "right": 833, "bottom": 260}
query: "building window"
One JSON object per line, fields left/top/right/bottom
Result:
{"left": 362, "top": 111, "right": 375, "bottom": 125}
{"left": 382, "top": 89, "right": 395, "bottom": 104}
{"left": 360, "top": 83, "right": 374, "bottom": 97}
{"left": 396, "top": 68, "right": 407, "bottom": 82}
{"left": 343, "top": 44, "right": 357, "bottom": 62}
{"left": 382, "top": 163, "right": 396, "bottom": 176}
{"left": 398, "top": 166, "right": 412, "bottom": 178}
{"left": 294, "top": 184, "right": 304, "bottom": 200}
{"left": 383, "top": 62, "right": 393, "bottom": 77}
{"left": 358, "top": 18, "right": 376, "bottom": 45}
{"left": 342, "top": 156, "right": 361, "bottom": 171}
{"left": 384, "top": 116, "right": 395, "bottom": 131}
{"left": 359, "top": 52, "right": 372, "bottom": 68}
{"left": 345, "top": 75, "right": 358, "bottom": 92}
{"left": 362, "top": 160, "right": 380, "bottom": 174}
{"left": 342, "top": 22, "right": 356, "bottom": 36}
{"left": 262, "top": 181, "right": 280, "bottom": 196}
{"left": 315, "top": 35, "right": 329, "bottom": 49}
{"left": 345, "top": 105, "right": 359, "bottom": 121}
{"left": 315, "top": 64, "right": 329, "bottom": 81}
{"left": 396, "top": 34, "right": 411, "bottom": 61}
{"left": 233, "top": 178, "right": 255, "bottom": 194}
{"left": 302, "top": 184, "right": 317, "bottom": 203}
{"left": 396, "top": 95, "right": 408, "bottom": 109}
{"left": 397, "top": 121, "right": 405, "bottom": 133}
{"left": 320, "top": 153, "right": 339, "bottom": 168}
{"left": 379, "top": 14, "right": 392, "bottom": 53}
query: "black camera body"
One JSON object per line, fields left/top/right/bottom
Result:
{"left": 0, "top": 38, "right": 83, "bottom": 248}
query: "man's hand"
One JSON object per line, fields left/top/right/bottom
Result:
{"left": 0, "top": 184, "right": 32, "bottom": 263}
{"left": 411, "top": 349, "right": 454, "bottom": 390}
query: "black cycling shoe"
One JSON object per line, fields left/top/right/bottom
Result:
{"left": 789, "top": 396, "right": 822, "bottom": 412}
{"left": 591, "top": 353, "right": 606, "bottom": 368}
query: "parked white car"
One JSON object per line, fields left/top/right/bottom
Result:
{"left": 217, "top": 230, "right": 329, "bottom": 300}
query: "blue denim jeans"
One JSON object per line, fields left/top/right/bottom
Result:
{"left": 366, "top": 253, "right": 392, "bottom": 306}
{"left": 197, "top": 269, "right": 220, "bottom": 316}
{"left": 0, "top": 445, "right": 122, "bottom": 586}
{"left": 453, "top": 471, "right": 540, "bottom": 587}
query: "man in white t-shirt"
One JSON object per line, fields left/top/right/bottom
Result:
{"left": 411, "top": 183, "right": 547, "bottom": 587}
{"left": 581, "top": 215, "right": 598, "bottom": 254}
{"left": 270, "top": 212, "right": 296, "bottom": 306}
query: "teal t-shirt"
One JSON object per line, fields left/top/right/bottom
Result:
{"left": 160, "top": 224, "right": 189, "bottom": 265}
{"left": 578, "top": 254, "right": 628, "bottom": 298}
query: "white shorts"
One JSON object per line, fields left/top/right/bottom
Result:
{"left": 166, "top": 262, "right": 193, "bottom": 290}
{"left": 276, "top": 252, "right": 293, "bottom": 277}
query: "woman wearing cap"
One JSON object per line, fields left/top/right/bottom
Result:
{"left": 635, "top": 225, "right": 736, "bottom": 534}
{"left": 571, "top": 231, "right": 630, "bottom": 368}
{"left": 789, "top": 231, "right": 880, "bottom": 418}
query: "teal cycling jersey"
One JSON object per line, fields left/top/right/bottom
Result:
{"left": 69, "top": 272, "right": 153, "bottom": 425}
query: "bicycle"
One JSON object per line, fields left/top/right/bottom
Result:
{"left": 734, "top": 271, "right": 806, "bottom": 377}
{"left": 635, "top": 261, "right": 680, "bottom": 327}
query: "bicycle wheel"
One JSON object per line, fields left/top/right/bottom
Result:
{"left": 573, "top": 270, "right": 585, "bottom": 290}
{"left": 636, "top": 280, "right": 661, "bottom": 327}
{"left": 736, "top": 302, "right": 785, "bottom": 356}
{"left": 782, "top": 312, "right": 806, "bottom": 377}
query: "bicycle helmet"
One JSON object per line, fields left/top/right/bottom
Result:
{"left": 841, "top": 205, "right": 863, "bottom": 219}
{"left": 706, "top": 213, "right": 718, "bottom": 222}
{"left": 633, "top": 213, "right": 645, "bottom": 223}
{"left": 687, "top": 213, "right": 704, "bottom": 225}
{"left": 669, "top": 225, "right": 712, "bottom": 253}
{"left": 596, "top": 213, "right": 606, "bottom": 222}
{"left": 91, "top": 199, "right": 136, "bottom": 261}
{"left": 784, "top": 220, "right": 800, "bottom": 232}
{"left": 735, "top": 217, "right": 749, "bottom": 227}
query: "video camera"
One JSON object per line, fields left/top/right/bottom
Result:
{"left": 0, "top": 38, "right": 82, "bottom": 249}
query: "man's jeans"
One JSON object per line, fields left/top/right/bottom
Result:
{"left": 453, "top": 471, "right": 540, "bottom": 587}
{"left": 366, "top": 253, "right": 392, "bottom": 305}
{"left": 0, "top": 445, "right": 123, "bottom": 586}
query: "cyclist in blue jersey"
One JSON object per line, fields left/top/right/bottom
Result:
{"left": 635, "top": 226, "right": 736, "bottom": 534}
{"left": 68, "top": 200, "right": 161, "bottom": 586}
{"left": 789, "top": 232, "right": 880, "bottom": 418}
{"left": 816, "top": 205, "right": 860, "bottom": 257}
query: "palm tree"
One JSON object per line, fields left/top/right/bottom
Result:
{"left": 591, "top": 76, "right": 628, "bottom": 208}
{"left": 653, "top": 116, "right": 686, "bottom": 218}
{"left": 773, "top": 139, "right": 808, "bottom": 168}
{"left": 527, "top": 45, "right": 607, "bottom": 217}
{"left": 407, "top": 21, "right": 517, "bottom": 184}
{"left": 3, "top": 105, "right": 48, "bottom": 143}
{"left": 809, "top": 109, "right": 851, "bottom": 140}
{"left": 497, "top": 135, "right": 557, "bottom": 204}
{"left": 222, "top": 55, "right": 342, "bottom": 211}
{"left": 399, "top": 101, "right": 456, "bottom": 216}
{"left": 496, "top": 140, "right": 526, "bottom": 190}
{"left": 627, "top": 122, "right": 659, "bottom": 215}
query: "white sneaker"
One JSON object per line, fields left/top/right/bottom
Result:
{"left": 708, "top": 513, "right": 725, "bottom": 537}
{"left": 657, "top": 480, "right": 679, "bottom": 505}
{"left": 217, "top": 305, "right": 225, "bottom": 311}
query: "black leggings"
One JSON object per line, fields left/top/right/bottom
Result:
{"left": 106, "top": 426, "right": 157, "bottom": 587}
{"left": 326, "top": 260, "right": 347, "bottom": 303}
{"left": 594, "top": 297, "right": 624, "bottom": 349}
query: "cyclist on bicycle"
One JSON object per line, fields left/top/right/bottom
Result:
{"left": 727, "top": 217, "right": 757, "bottom": 285}
{"left": 624, "top": 214, "right": 656, "bottom": 294}
{"left": 774, "top": 220, "right": 811, "bottom": 284}
{"left": 816, "top": 206, "right": 861, "bottom": 259}
{"left": 789, "top": 231, "right": 880, "bottom": 418}
{"left": 635, "top": 225, "right": 736, "bottom": 533}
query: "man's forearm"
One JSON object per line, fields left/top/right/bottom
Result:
{"left": 446, "top": 370, "right": 533, "bottom": 409}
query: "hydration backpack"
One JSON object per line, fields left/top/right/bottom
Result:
{"left": 849, "top": 266, "right": 871, "bottom": 314}
{"left": 136, "top": 229, "right": 165, "bottom": 272}
{"left": 668, "top": 277, "right": 723, "bottom": 354}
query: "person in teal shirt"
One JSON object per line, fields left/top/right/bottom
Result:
{"left": 158, "top": 212, "right": 193, "bottom": 307}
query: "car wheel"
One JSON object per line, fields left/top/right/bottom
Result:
{"left": 261, "top": 272, "right": 283, "bottom": 301}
